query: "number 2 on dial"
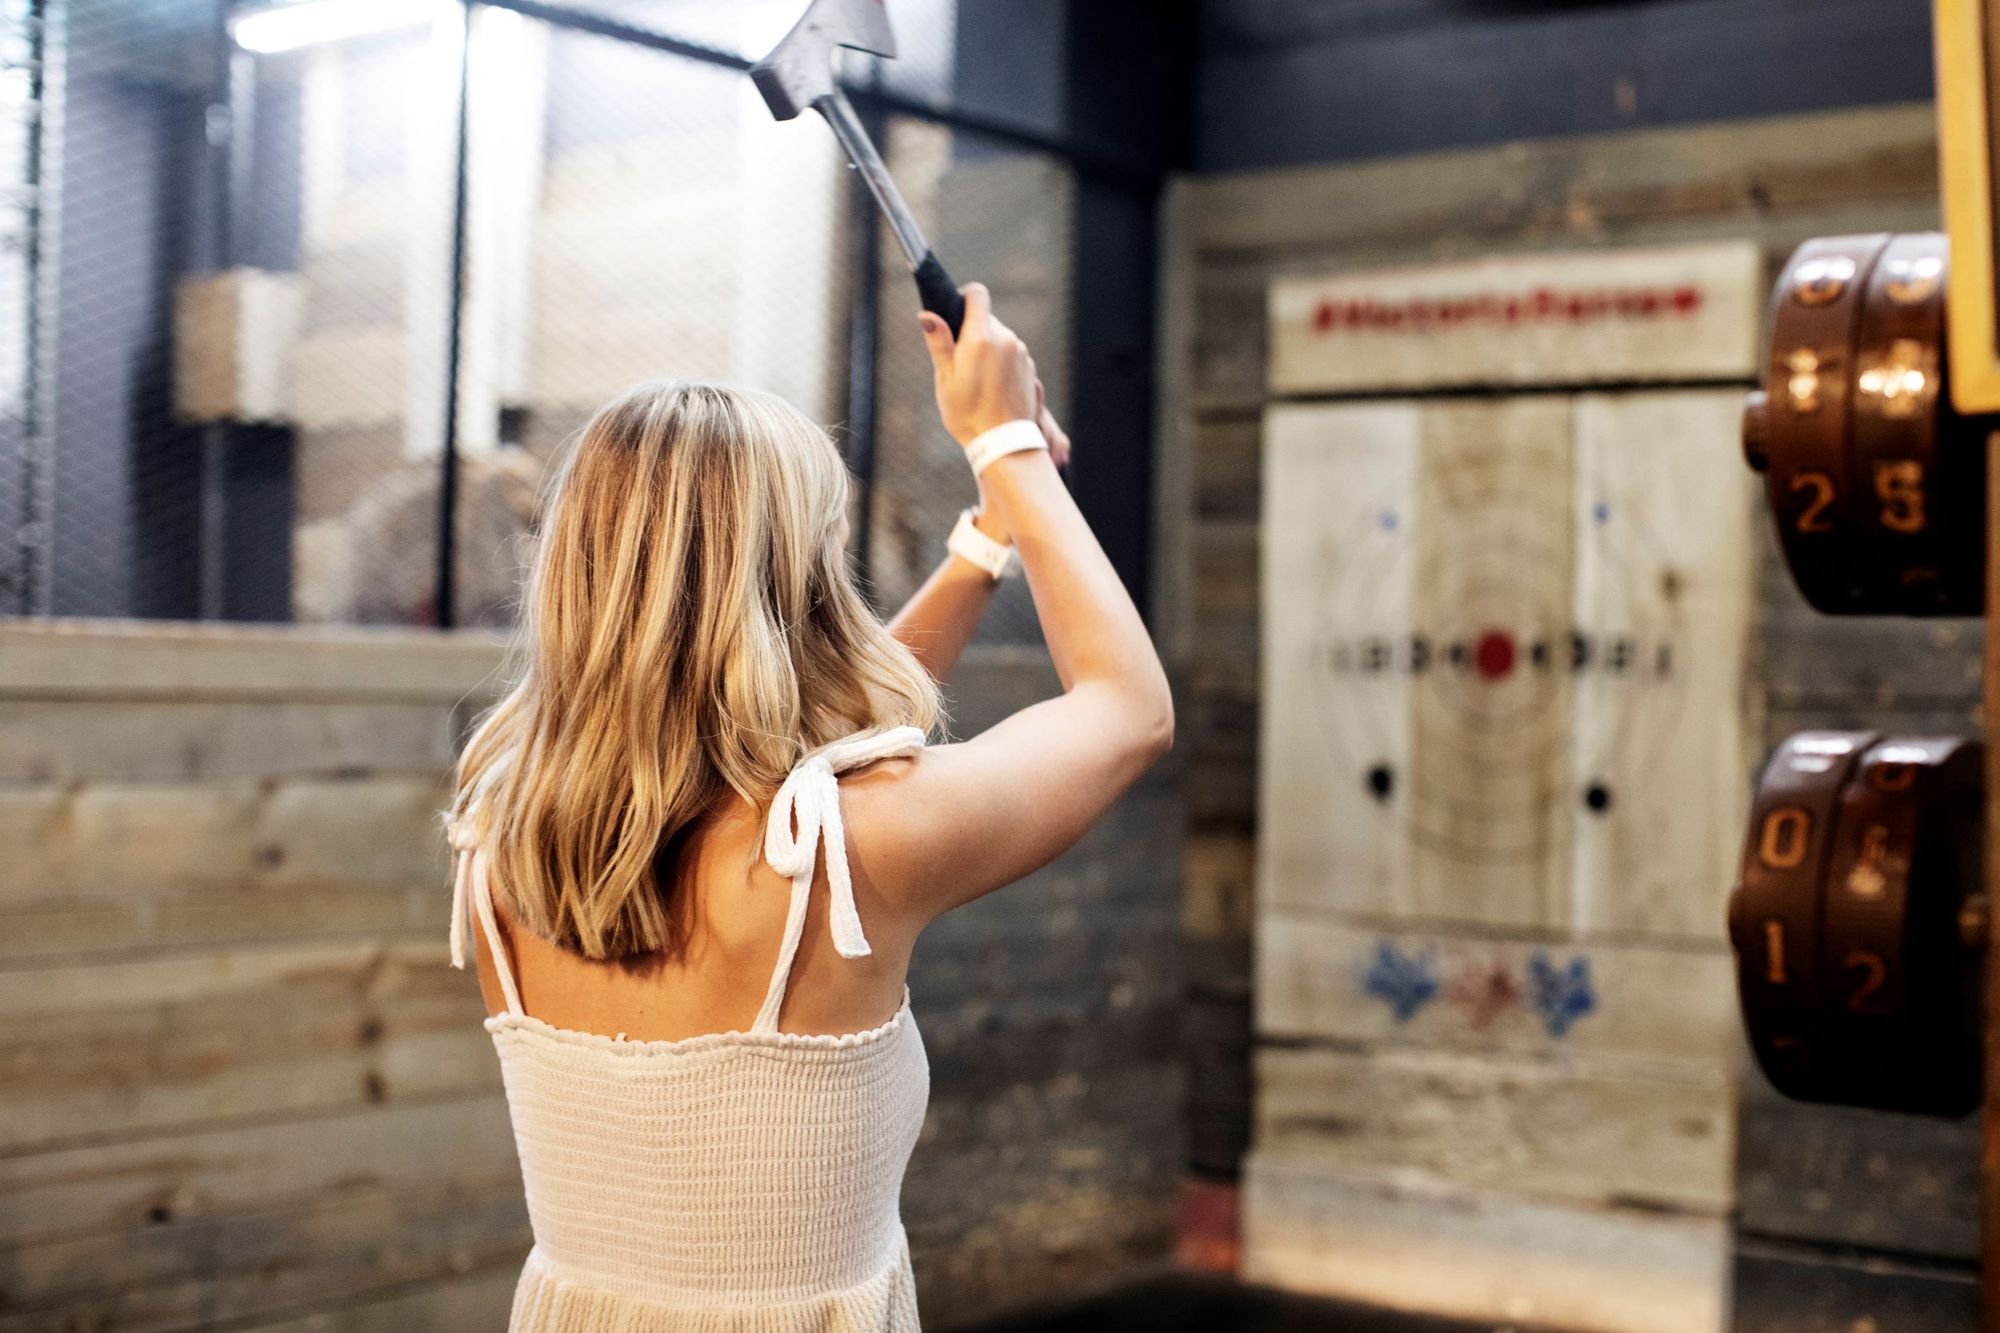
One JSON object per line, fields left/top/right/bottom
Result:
{"left": 1790, "top": 472, "right": 1836, "bottom": 533}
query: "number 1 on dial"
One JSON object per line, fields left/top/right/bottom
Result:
{"left": 1762, "top": 919, "right": 1789, "bottom": 985}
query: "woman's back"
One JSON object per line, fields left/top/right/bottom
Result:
{"left": 446, "top": 291, "right": 1172, "bottom": 1331}
{"left": 470, "top": 762, "right": 918, "bottom": 1043}
{"left": 453, "top": 729, "right": 931, "bottom": 1331}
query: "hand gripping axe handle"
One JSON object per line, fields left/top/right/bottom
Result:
{"left": 751, "top": 0, "right": 966, "bottom": 336}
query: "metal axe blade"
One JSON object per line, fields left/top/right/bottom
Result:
{"left": 749, "top": 0, "right": 965, "bottom": 336}
{"left": 749, "top": 0, "right": 896, "bottom": 122}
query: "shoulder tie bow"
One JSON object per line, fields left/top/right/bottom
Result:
{"left": 444, "top": 813, "right": 524, "bottom": 1016}
{"left": 762, "top": 725, "right": 928, "bottom": 959}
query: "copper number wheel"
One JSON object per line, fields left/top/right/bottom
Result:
{"left": 1729, "top": 732, "right": 1984, "bottom": 1117}
{"left": 1743, "top": 233, "right": 1989, "bottom": 615}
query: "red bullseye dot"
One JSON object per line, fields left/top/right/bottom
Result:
{"left": 1474, "top": 629, "right": 1516, "bottom": 681}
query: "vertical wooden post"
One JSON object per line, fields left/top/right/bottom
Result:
{"left": 1984, "top": 428, "right": 2000, "bottom": 1333}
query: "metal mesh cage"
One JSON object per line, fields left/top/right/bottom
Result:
{"left": 272, "top": 22, "right": 452, "bottom": 626}
{"left": 867, "top": 115, "right": 1072, "bottom": 647}
{"left": 0, "top": 0, "right": 42, "bottom": 615}
{"left": 448, "top": 8, "right": 856, "bottom": 628}
{"left": 2, "top": 0, "right": 1095, "bottom": 635}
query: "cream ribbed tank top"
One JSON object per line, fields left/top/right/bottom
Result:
{"left": 446, "top": 727, "right": 931, "bottom": 1332}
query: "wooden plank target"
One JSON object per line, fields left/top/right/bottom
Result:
{"left": 1570, "top": 390, "right": 1758, "bottom": 936}
{"left": 1260, "top": 241, "right": 1760, "bottom": 949}
{"left": 1268, "top": 241, "right": 1762, "bottom": 394}
{"left": 1261, "top": 391, "right": 1752, "bottom": 937}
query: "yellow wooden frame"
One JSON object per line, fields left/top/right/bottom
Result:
{"left": 1938, "top": 0, "right": 2000, "bottom": 413}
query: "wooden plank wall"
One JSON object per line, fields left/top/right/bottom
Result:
{"left": 0, "top": 625, "right": 1182, "bottom": 1330}
{"left": 906, "top": 651, "right": 1184, "bottom": 1324}
{"left": 0, "top": 621, "right": 521, "bottom": 1331}
{"left": 1156, "top": 102, "right": 1978, "bottom": 1328}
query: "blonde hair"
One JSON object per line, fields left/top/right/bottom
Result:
{"left": 451, "top": 380, "right": 942, "bottom": 961}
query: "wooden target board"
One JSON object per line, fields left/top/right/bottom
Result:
{"left": 1263, "top": 392, "right": 1756, "bottom": 936}
{"left": 1259, "top": 248, "right": 1760, "bottom": 940}
{"left": 1249, "top": 242, "right": 1762, "bottom": 1333}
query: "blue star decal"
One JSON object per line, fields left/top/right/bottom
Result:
{"left": 1527, "top": 951, "right": 1597, "bottom": 1038}
{"left": 1362, "top": 941, "right": 1438, "bottom": 1022}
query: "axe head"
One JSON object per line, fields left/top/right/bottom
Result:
{"left": 750, "top": 0, "right": 897, "bottom": 121}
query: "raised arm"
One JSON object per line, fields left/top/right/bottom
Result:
{"left": 847, "top": 284, "right": 1173, "bottom": 926}
{"left": 884, "top": 392, "right": 1072, "bottom": 683}
{"left": 883, "top": 507, "right": 1007, "bottom": 683}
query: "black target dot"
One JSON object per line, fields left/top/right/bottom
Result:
{"left": 1583, "top": 781, "right": 1613, "bottom": 814}
{"left": 1366, "top": 764, "right": 1395, "bottom": 802}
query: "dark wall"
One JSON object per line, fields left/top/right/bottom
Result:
{"left": 946, "top": 1, "right": 1193, "bottom": 628}
{"left": 909, "top": 653, "right": 1184, "bottom": 1323}
{"left": 47, "top": 69, "right": 199, "bottom": 618}
{"left": 1196, "top": 0, "right": 1936, "bottom": 171}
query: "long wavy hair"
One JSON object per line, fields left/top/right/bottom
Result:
{"left": 450, "top": 380, "right": 942, "bottom": 961}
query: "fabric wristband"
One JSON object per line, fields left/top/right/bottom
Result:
{"left": 961, "top": 419, "right": 1048, "bottom": 478}
{"left": 946, "top": 507, "right": 1017, "bottom": 580}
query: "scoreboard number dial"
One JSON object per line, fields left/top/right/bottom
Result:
{"left": 1741, "top": 233, "right": 1992, "bottom": 615}
{"left": 1728, "top": 732, "right": 1985, "bottom": 1117}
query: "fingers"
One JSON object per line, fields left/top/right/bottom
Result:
{"left": 918, "top": 311, "right": 956, "bottom": 376}
{"left": 1031, "top": 380, "right": 1070, "bottom": 464}
{"left": 960, "top": 282, "right": 993, "bottom": 341}
{"left": 966, "top": 283, "right": 1029, "bottom": 361}
{"left": 1038, "top": 403, "right": 1071, "bottom": 467}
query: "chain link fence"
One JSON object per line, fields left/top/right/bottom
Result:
{"left": 869, "top": 116, "right": 1070, "bottom": 645}
{"left": 0, "top": 0, "right": 1095, "bottom": 645}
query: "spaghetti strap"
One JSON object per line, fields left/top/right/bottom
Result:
{"left": 752, "top": 725, "right": 926, "bottom": 1034}
{"left": 448, "top": 818, "right": 525, "bottom": 1018}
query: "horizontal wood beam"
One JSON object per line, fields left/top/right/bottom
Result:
{"left": 0, "top": 622, "right": 508, "bottom": 702}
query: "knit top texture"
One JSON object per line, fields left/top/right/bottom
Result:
{"left": 447, "top": 726, "right": 931, "bottom": 1332}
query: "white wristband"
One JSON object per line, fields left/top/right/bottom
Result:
{"left": 946, "top": 507, "right": 1017, "bottom": 581}
{"left": 962, "top": 419, "right": 1048, "bottom": 478}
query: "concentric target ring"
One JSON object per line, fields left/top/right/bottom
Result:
{"left": 1304, "top": 442, "right": 1694, "bottom": 866}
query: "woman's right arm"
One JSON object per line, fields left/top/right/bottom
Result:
{"left": 848, "top": 283, "right": 1174, "bottom": 924}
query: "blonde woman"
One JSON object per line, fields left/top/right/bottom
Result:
{"left": 444, "top": 284, "right": 1173, "bottom": 1331}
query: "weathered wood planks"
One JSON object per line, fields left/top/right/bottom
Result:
{"left": 1269, "top": 243, "right": 1762, "bottom": 393}
{"left": 1257, "top": 391, "right": 1754, "bottom": 939}
{"left": 0, "top": 941, "right": 500, "bottom": 1154}
{"left": 0, "top": 625, "right": 520, "bottom": 1331}
{"left": 1256, "top": 1045, "right": 1734, "bottom": 1212}
{"left": 1242, "top": 1152, "right": 1731, "bottom": 1333}
{"left": 0, "top": 775, "right": 455, "bottom": 962}
{"left": 0, "top": 622, "right": 506, "bottom": 702}
{"left": 1159, "top": 105, "right": 1966, "bottom": 1333}
{"left": 1257, "top": 915, "right": 1739, "bottom": 1070}
{"left": 0, "top": 627, "right": 1186, "bottom": 1330}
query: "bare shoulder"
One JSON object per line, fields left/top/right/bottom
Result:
{"left": 833, "top": 745, "right": 967, "bottom": 927}
{"left": 836, "top": 740, "right": 960, "bottom": 868}
{"left": 833, "top": 687, "right": 1171, "bottom": 929}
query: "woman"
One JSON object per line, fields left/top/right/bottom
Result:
{"left": 445, "top": 284, "right": 1173, "bottom": 1330}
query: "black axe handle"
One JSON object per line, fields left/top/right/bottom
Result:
{"left": 913, "top": 251, "right": 966, "bottom": 339}
{"left": 913, "top": 250, "right": 1069, "bottom": 481}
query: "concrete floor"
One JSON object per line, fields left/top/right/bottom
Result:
{"left": 946, "top": 1273, "right": 1537, "bottom": 1332}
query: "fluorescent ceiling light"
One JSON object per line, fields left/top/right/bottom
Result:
{"left": 229, "top": 0, "right": 448, "bottom": 55}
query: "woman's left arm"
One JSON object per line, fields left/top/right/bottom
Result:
{"left": 886, "top": 499, "right": 1008, "bottom": 683}
{"left": 886, "top": 350, "right": 1072, "bottom": 683}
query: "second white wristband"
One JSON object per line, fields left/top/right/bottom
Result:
{"left": 962, "top": 419, "right": 1048, "bottom": 477}
{"left": 946, "top": 507, "right": 1017, "bottom": 580}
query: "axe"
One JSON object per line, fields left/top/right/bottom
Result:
{"left": 751, "top": 0, "right": 966, "bottom": 337}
